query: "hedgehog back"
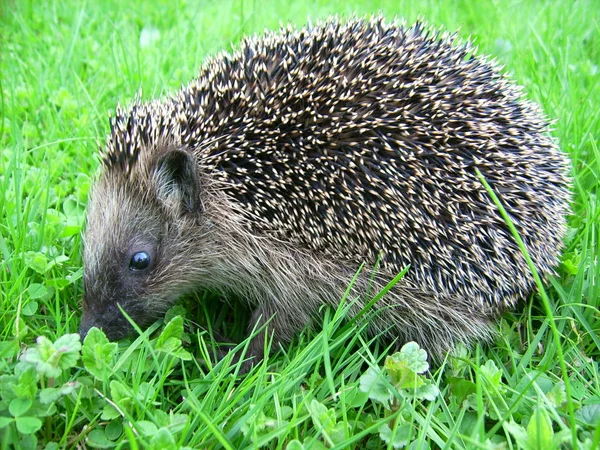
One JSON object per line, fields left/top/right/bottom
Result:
{"left": 106, "top": 17, "right": 571, "bottom": 309}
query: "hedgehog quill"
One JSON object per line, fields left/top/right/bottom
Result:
{"left": 80, "top": 17, "right": 571, "bottom": 367}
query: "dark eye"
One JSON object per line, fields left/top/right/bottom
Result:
{"left": 129, "top": 251, "right": 151, "bottom": 271}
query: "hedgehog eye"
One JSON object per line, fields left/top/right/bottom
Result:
{"left": 129, "top": 251, "right": 151, "bottom": 271}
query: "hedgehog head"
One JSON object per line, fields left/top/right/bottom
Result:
{"left": 80, "top": 112, "right": 207, "bottom": 339}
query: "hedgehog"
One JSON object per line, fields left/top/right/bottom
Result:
{"left": 79, "top": 16, "right": 571, "bottom": 367}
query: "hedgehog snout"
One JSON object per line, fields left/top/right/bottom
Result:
{"left": 79, "top": 295, "right": 135, "bottom": 342}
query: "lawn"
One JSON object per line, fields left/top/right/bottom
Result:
{"left": 1, "top": 0, "right": 599, "bottom": 448}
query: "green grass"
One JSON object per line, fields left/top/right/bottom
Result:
{"left": 1, "top": 0, "right": 599, "bottom": 448}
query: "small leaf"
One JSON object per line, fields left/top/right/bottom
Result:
{"left": 18, "top": 433, "right": 38, "bottom": 450}
{"left": 22, "top": 301, "right": 39, "bottom": 316}
{"left": 307, "top": 399, "right": 346, "bottom": 445}
{"left": 156, "top": 337, "right": 178, "bottom": 354}
{"left": 24, "top": 251, "right": 48, "bottom": 274}
{"left": 53, "top": 334, "right": 82, "bottom": 370}
{"left": 39, "top": 388, "right": 61, "bottom": 404}
{"left": 398, "top": 342, "right": 429, "bottom": 373}
{"left": 45, "top": 278, "right": 69, "bottom": 290}
{"left": 561, "top": 258, "right": 578, "bottom": 276}
{"left": 15, "top": 416, "right": 43, "bottom": 434}
{"left": 82, "top": 327, "right": 118, "bottom": 380}
{"left": 291, "top": 440, "right": 327, "bottom": 450}
{"left": 34, "top": 336, "right": 55, "bottom": 361}
{"left": 13, "top": 318, "right": 29, "bottom": 340}
{"left": 136, "top": 382, "right": 156, "bottom": 402}
{"left": 241, "top": 405, "right": 282, "bottom": 440}
{"left": 167, "top": 413, "right": 189, "bottom": 433}
{"left": 384, "top": 357, "right": 422, "bottom": 391}
{"left": 156, "top": 316, "right": 184, "bottom": 348}
{"left": 346, "top": 385, "right": 370, "bottom": 408}
{"left": 576, "top": 404, "right": 600, "bottom": 426}
{"left": 44, "top": 208, "right": 63, "bottom": 226}
{"left": 329, "top": 422, "right": 349, "bottom": 444}
{"left": 169, "top": 347, "right": 193, "bottom": 360}
{"left": 378, "top": 423, "right": 412, "bottom": 449}
{"left": 9, "top": 398, "right": 32, "bottom": 417}
{"left": 51, "top": 87, "right": 76, "bottom": 110}
{"left": 383, "top": 342, "right": 435, "bottom": 398}
{"left": 75, "top": 174, "right": 92, "bottom": 203}
{"left": 449, "top": 378, "right": 477, "bottom": 403}
{"left": 87, "top": 428, "right": 113, "bottom": 448}
{"left": 101, "top": 404, "right": 121, "bottom": 421}
{"left": 109, "top": 380, "right": 131, "bottom": 404}
{"left": 241, "top": 408, "right": 268, "bottom": 436}
{"left": 309, "top": 399, "right": 332, "bottom": 428}
{"left": 27, "top": 283, "right": 48, "bottom": 300}
{"left": 359, "top": 367, "right": 393, "bottom": 409}
{"left": 63, "top": 198, "right": 85, "bottom": 220}
{"left": 382, "top": 345, "right": 438, "bottom": 401}
{"left": 0, "top": 340, "right": 19, "bottom": 359}
{"left": 103, "top": 381, "right": 132, "bottom": 418}
{"left": 547, "top": 382, "right": 566, "bottom": 407}
{"left": 154, "top": 410, "right": 170, "bottom": 427}
{"left": 164, "top": 305, "right": 188, "bottom": 322}
{"left": 39, "top": 382, "right": 78, "bottom": 404}
{"left": 155, "top": 316, "right": 192, "bottom": 360}
{"left": 21, "top": 334, "right": 81, "bottom": 378}
{"left": 105, "top": 421, "right": 123, "bottom": 440}
{"left": 59, "top": 382, "right": 79, "bottom": 396}
{"left": 286, "top": 440, "right": 306, "bottom": 450}
{"left": 58, "top": 225, "right": 81, "bottom": 238}
{"left": 13, "top": 366, "right": 38, "bottom": 400}
{"left": 411, "top": 383, "right": 440, "bottom": 401}
{"left": 136, "top": 420, "right": 159, "bottom": 436}
{"left": 480, "top": 360, "right": 503, "bottom": 391}
{"left": 0, "top": 417, "right": 13, "bottom": 429}
{"left": 44, "top": 255, "right": 69, "bottom": 272}
{"left": 148, "top": 428, "right": 177, "bottom": 450}
{"left": 526, "top": 408, "right": 554, "bottom": 449}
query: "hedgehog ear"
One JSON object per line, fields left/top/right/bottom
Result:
{"left": 153, "top": 150, "right": 201, "bottom": 215}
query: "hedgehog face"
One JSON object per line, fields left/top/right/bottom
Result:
{"left": 80, "top": 149, "right": 206, "bottom": 341}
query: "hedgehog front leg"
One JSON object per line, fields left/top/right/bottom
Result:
{"left": 235, "top": 301, "right": 303, "bottom": 373}
{"left": 240, "top": 307, "right": 271, "bottom": 371}
{"left": 221, "top": 305, "right": 279, "bottom": 373}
